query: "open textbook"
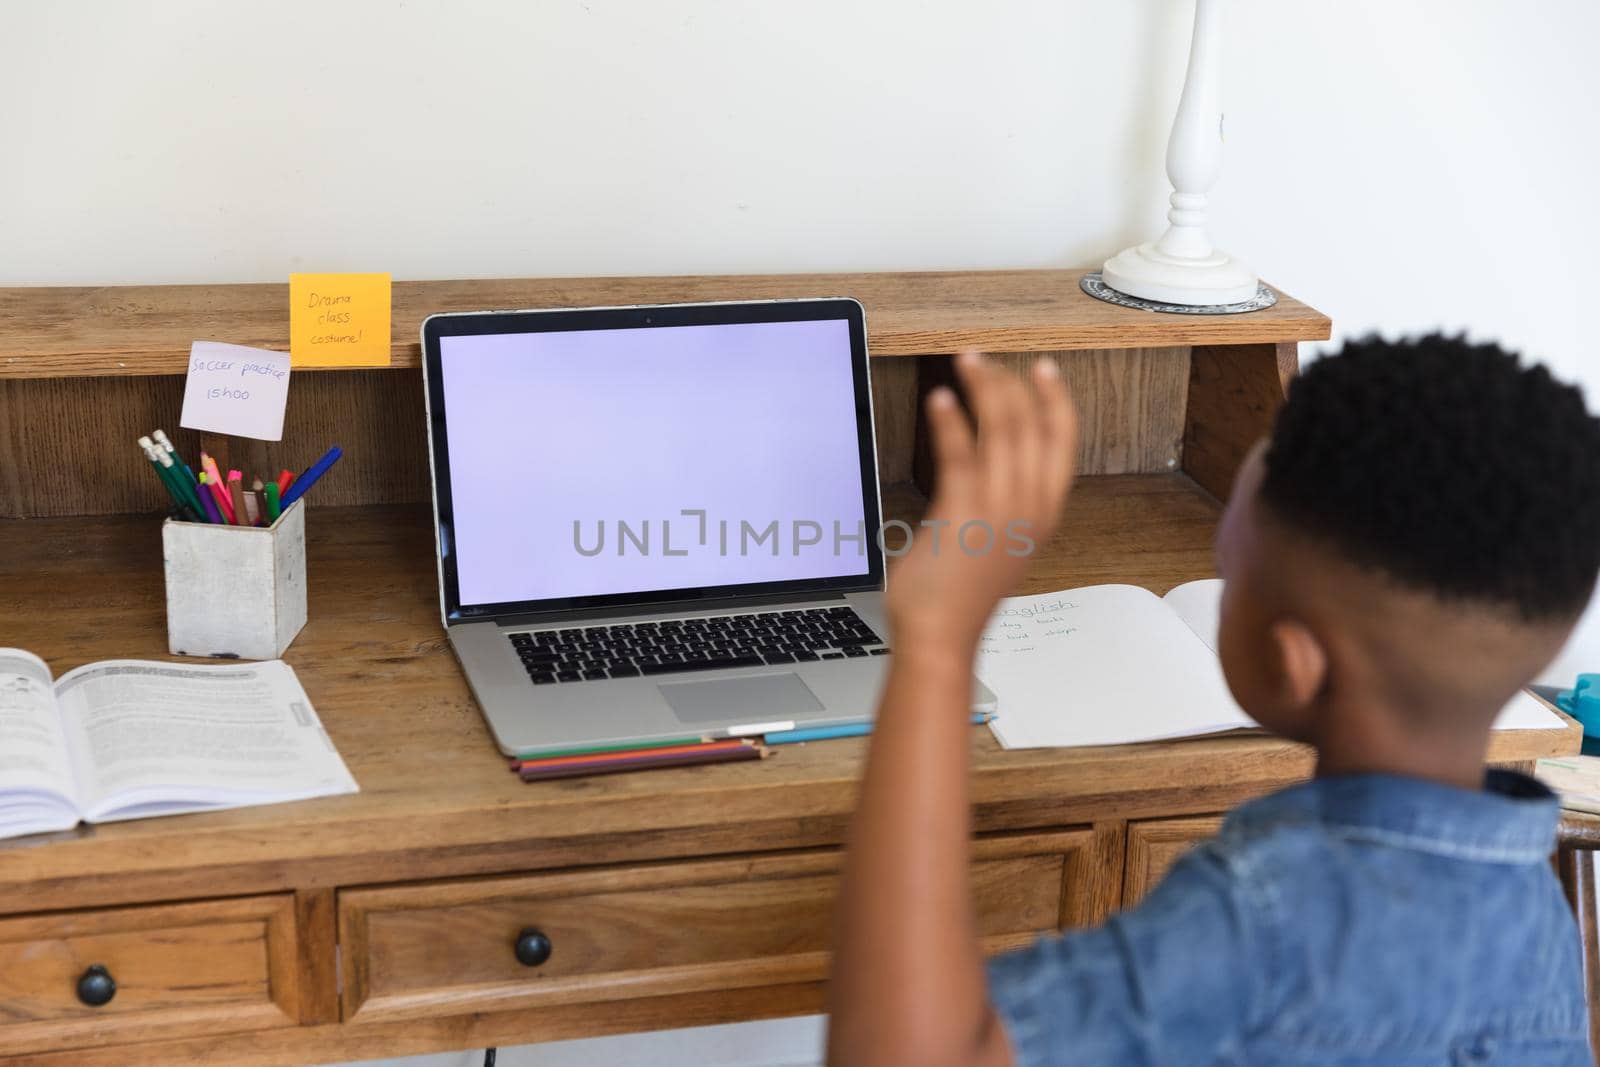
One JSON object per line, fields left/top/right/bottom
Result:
{"left": 980, "top": 579, "right": 1566, "bottom": 750}
{"left": 0, "top": 650, "right": 358, "bottom": 841}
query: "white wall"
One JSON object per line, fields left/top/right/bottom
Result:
{"left": 5, "top": 2, "right": 1598, "bottom": 1065}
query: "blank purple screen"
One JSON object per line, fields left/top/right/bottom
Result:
{"left": 439, "top": 319, "right": 871, "bottom": 607}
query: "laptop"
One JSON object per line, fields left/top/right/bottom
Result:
{"left": 421, "top": 298, "right": 994, "bottom": 757}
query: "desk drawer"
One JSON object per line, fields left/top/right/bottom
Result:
{"left": 340, "top": 830, "right": 1094, "bottom": 1023}
{"left": 1123, "top": 815, "right": 1225, "bottom": 906}
{"left": 0, "top": 894, "right": 300, "bottom": 1055}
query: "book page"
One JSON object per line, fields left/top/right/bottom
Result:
{"left": 1161, "top": 579, "right": 1565, "bottom": 732}
{"left": 1163, "top": 579, "right": 1224, "bottom": 652}
{"left": 0, "top": 649, "right": 81, "bottom": 838}
{"left": 0, "top": 649, "right": 75, "bottom": 792}
{"left": 53, "top": 659, "right": 358, "bottom": 823}
{"left": 979, "top": 586, "right": 1253, "bottom": 749}
{"left": 1494, "top": 690, "right": 1565, "bottom": 731}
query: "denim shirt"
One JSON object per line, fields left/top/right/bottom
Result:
{"left": 988, "top": 771, "right": 1590, "bottom": 1066}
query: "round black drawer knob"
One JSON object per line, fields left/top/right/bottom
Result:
{"left": 76, "top": 964, "right": 116, "bottom": 1007}
{"left": 514, "top": 928, "right": 552, "bottom": 967}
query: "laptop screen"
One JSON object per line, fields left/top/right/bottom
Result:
{"left": 425, "top": 302, "right": 882, "bottom": 620}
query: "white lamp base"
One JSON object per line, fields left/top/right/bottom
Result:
{"left": 1102, "top": 242, "right": 1259, "bottom": 307}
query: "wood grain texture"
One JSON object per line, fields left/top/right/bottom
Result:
{"left": 1556, "top": 816, "right": 1600, "bottom": 1059}
{"left": 0, "top": 895, "right": 297, "bottom": 1055}
{"left": 1062, "top": 822, "right": 1128, "bottom": 929}
{"left": 197, "top": 368, "right": 431, "bottom": 507}
{"left": 0, "top": 349, "right": 1141, "bottom": 517}
{"left": 0, "top": 272, "right": 1330, "bottom": 380}
{"left": 1557, "top": 810, "right": 1600, "bottom": 850}
{"left": 1012, "top": 348, "right": 1189, "bottom": 474}
{"left": 1181, "top": 341, "right": 1298, "bottom": 501}
{"left": 0, "top": 376, "right": 199, "bottom": 517}
{"left": 1578, "top": 851, "right": 1600, "bottom": 1065}
{"left": 911, "top": 348, "right": 1190, "bottom": 494}
{"left": 340, "top": 831, "right": 1081, "bottom": 1023}
{"left": 869, "top": 356, "right": 919, "bottom": 485}
{"left": 292, "top": 890, "right": 338, "bottom": 1026}
{"left": 0, "top": 480, "right": 1575, "bottom": 921}
{"left": 1122, "top": 816, "right": 1226, "bottom": 906}
{"left": 0, "top": 338, "right": 1189, "bottom": 520}
{"left": 0, "top": 371, "right": 427, "bottom": 518}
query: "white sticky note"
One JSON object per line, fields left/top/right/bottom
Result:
{"left": 179, "top": 341, "right": 292, "bottom": 441}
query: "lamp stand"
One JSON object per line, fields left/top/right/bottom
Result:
{"left": 1102, "top": 0, "right": 1257, "bottom": 306}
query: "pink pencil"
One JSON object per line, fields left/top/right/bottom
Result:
{"left": 199, "top": 452, "right": 235, "bottom": 523}
{"left": 227, "top": 469, "right": 247, "bottom": 527}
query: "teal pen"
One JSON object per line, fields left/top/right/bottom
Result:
{"left": 764, "top": 712, "right": 992, "bottom": 746}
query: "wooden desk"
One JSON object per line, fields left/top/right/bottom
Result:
{"left": 0, "top": 269, "right": 1577, "bottom": 1065}
{"left": 0, "top": 486, "right": 1577, "bottom": 1066}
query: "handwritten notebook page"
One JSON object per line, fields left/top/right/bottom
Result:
{"left": 980, "top": 585, "right": 1252, "bottom": 749}
{"left": 1162, "top": 579, "right": 1565, "bottom": 732}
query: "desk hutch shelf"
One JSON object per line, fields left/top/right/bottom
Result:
{"left": 0, "top": 271, "right": 1577, "bottom": 1067}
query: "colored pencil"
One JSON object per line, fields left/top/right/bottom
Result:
{"left": 264, "top": 481, "right": 282, "bottom": 522}
{"left": 764, "top": 712, "right": 992, "bottom": 746}
{"left": 195, "top": 479, "right": 224, "bottom": 524}
{"left": 228, "top": 470, "right": 247, "bottom": 527}
{"left": 518, "top": 743, "right": 766, "bottom": 782}
{"left": 200, "top": 453, "right": 235, "bottom": 522}
{"left": 511, "top": 734, "right": 709, "bottom": 765}
{"left": 199, "top": 451, "right": 224, "bottom": 486}
{"left": 199, "top": 469, "right": 234, "bottom": 524}
{"left": 515, "top": 737, "right": 751, "bottom": 771}
{"left": 510, "top": 738, "right": 737, "bottom": 773}
{"left": 279, "top": 446, "right": 342, "bottom": 508}
{"left": 243, "top": 489, "right": 261, "bottom": 527}
{"left": 276, "top": 469, "right": 296, "bottom": 496}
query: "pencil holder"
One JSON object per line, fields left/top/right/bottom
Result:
{"left": 162, "top": 500, "right": 307, "bottom": 660}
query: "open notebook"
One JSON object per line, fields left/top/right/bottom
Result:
{"left": 980, "top": 579, "right": 1565, "bottom": 750}
{"left": 0, "top": 651, "right": 358, "bottom": 841}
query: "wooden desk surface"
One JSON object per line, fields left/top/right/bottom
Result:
{"left": 0, "top": 474, "right": 1575, "bottom": 917}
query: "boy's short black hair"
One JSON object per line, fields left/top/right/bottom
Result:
{"left": 1260, "top": 333, "right": 1600, "bottom": 621}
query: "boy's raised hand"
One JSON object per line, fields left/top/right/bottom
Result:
{"left": 828, "top": 353, "right": 1077, "bottom": 1067}
{"left": 887, "top": 352, "right": 1078, "bottom": 652}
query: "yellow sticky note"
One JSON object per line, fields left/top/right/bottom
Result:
{"left": 290, "top": 272, "right": 392, "bottom": 367}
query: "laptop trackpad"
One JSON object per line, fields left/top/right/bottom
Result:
{"left": 659, "top": 672, "right": 823, "bottom": 724}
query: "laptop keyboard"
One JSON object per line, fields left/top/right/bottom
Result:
{"left": 509, "top": 605, "right": 889, "bottom": 685}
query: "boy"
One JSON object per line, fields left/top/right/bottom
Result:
{"left": 829, "top": 336, "right": 1600, "bottom": 1066}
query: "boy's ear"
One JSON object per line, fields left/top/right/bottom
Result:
{"left": 1267, "top": 618, "right": 1328, "bottom": 711}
